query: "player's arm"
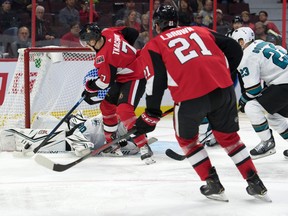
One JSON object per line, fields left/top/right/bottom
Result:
{"left": 145, "top": 50, "right": 167, "bottom": 117}
{"left": 120, "top": 27, "right": 139, "bottom": 46}
{"left": 209, "top": 30, "right": 243, "bottom": 80}
{"left": 135, "top": 49, "right": 167, "bottom": 135}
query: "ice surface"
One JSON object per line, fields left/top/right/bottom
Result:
{"left": 0, "top": 113, "right": 287, "bottom": 216}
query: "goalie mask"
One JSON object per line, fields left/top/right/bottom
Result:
{"left": 231, "top": 27, "right": 255, "bottom": 48}
{"left": 153, "top": 4, "right": 178, "bottom": 32}
{"left": 79, "top": 23, "right": 102, "bottom": 47}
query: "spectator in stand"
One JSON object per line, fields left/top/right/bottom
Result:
{"left": 226, "top": 15, "right": 243, "bottom": 37}
{"left": 124, "top": 10, "right": 141, "bottom": 32}
{"left": 258, "top": 10, "right": 281, "bottom": 35}
{"left": 153, "top": 0, "right": 161, "bottom": 12}
{"left": 209, "top": 9, "right": 230, "bottom": 35}
{"left": 134, "top": 31, "right": 149, "bottom": 49}
{"left": 178, "top": 0, "right": 194, "bottom": 26}
{"left": 254, "top": 21, "right": 282, "bottom": 46}
{"left": 0, "top": 0, "right": 19, "bottom": 33}
{"left": 191, "top": 13, "right": 207, "bottom": 27}
{"left": 114, "top": 0, "right": 141, "bottom": 25}
{"left": 140, "top": 13, "right": 149, "bottom": 33}
{"left": 241, "top": 11, "right": 255, "bottom": 32}
{"left": 79, "top": 0, "right": 99, "bottom": 27}
{"left": 35, "top": 5, "right": 55, "bottom": 46}
{"left": 9, "top": 26, "right": 31, "bottom": 58}
{"left": 188, "top": 0, "right": 203, "bottom": 13}
{"left": 58, "top": 0, "right": 80, "bottom": 36}
{"left": 60, "top": 22, "right": 81, "bottom": 47}
{"left": 199, "top": 0, "right": 213, "bottom": 27}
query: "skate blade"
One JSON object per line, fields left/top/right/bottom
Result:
{"left": 206, "top": 192, "right": 229, "bottom": 202}
{"left": 251, "top": 149, "right": 276, "bottom": 160}
{"left": 143, "top": 157, "right": 156, "bottom": 165}
{"left": 253, "top": 193, "right": 272, "bottom": 203}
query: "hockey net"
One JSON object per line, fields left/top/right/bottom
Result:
{"left": 0, "top": 47, "right": 102, "bottom": 129}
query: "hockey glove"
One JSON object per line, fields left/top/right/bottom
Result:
{"left": 83, "top": 68, "right": 99, "bottom": 93}
{"left": 238, "top": 94, "right": 253, "bottom": 113}
{"left": 82, "top": 90, "right": 100, "bottom": 105}
{"left": 135, "top": 111, "right": 161, "bottom": 135}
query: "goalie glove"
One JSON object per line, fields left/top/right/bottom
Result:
{"left": 238, "top": 93, "right": 253, "bottom": 113}
{"left": 135, "top": 110, "right": 161, "bottom": 135}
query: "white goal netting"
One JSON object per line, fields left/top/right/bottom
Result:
{"left": 0, "top": 47, "right": 102, "bottom": 129}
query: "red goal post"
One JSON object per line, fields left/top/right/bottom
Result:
{"left": 0, "top": 47, "right": 102, "bottom": 129}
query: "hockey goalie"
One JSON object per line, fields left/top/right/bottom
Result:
{"left": 0, "top": 111, "right": 147, "bottom": 157}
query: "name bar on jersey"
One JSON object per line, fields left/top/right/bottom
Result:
{"left": 160, "top": 27, "right": 194, "bottom": 40}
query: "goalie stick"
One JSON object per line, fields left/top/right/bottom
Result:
{"left": 34, "top": 107, "right": 174, "bottom": 172}
{"left": 165, "top": 130, "right": 213, "bottom": 161}
{"left": 33, "top": 95, "right": 102, "bottom": 154}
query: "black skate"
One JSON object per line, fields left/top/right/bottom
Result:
{"left": 283, "top": 150, "right": 288, "bottom": 159}
{"left": 246, "top": 170, "right": 272, "bottom": 202}
{"left": 200, "top": 167, "right": 228, "bottom": 202}
{"left": 250, "top": 131, "right": 276, "bottom": 160}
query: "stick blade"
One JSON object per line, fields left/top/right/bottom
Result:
{"left": 34, "top": 154, "right": 55, "bottom": 170}
{"left": 165, "top": 149, "right": 186, "bottom": 161}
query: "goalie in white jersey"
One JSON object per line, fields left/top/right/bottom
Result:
{"left": 232, "top": 27, "right": 288, "bottom": 159}
{"left": 66, "top": 111, "right": 141, "bottom": 157}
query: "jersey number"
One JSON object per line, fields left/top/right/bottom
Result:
{"left": 263, "top": 44, "right": 288, "bottom": 69}
{"left": 168, "top": 32, "right": 212, "bottom": 64}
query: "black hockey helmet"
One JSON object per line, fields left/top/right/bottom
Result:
{"left": 79, "top": 23, "right": 101, "bottom": 46}
{"left": 153, "top": 4, "right": 178, "bottom": 32}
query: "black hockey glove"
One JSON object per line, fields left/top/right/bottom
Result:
{"left": 238, "top": 94, "right": 253, "bottom": 113}
{"left": 135, "top": 111, "right": 161, "bottom": 135}
{"left": 81, "top": 90, "right": 100, "bottom": 105}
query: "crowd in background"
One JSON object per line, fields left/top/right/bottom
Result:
{"left": 0, "top": 0, "right": 284, "bottom": 58}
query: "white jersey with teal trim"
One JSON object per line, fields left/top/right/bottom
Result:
{"left": 238, "top": 40, "right": 288, "bottom": 91}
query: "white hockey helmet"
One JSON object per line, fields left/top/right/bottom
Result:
{"left": 231, "top": 27, "right": 255, "bottom": 47}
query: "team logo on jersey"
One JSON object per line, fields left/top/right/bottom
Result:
{"left": 96, "top": 55, "right": 105, "bottom": 64}
{"left": 119, "top": 93, "right": 123, "bottom": 100}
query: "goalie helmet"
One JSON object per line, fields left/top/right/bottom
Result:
{"left": 231, "top": 27, "right": 255, "bottom": 47}
{"left": 79, "top": 23, "right": 102, "bottom": 47}
{"left": 153, "top": 4, "right": 178, "bottom": 32}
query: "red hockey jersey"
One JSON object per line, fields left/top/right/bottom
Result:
{"left": 139, "top": 26, "right": 233, "bottom": 104}
{"left": 94, "top": 27, "right": 143, "bottom": 88}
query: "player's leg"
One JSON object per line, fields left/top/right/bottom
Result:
{"left": 116, "top": 79, "right": 155, "bottom": 164}
{"left": 209, "top": 86, "right": 268, "bottom": 200}
{"left": 100, "top": 85, "right": 123, "bottom": 155}
{"left": 245, "top": 100, "right": 275, "bottom": 159}
{"left": 247, "top": 85, "right": 288, "bottom": 159}
{"left": 174, "top": 97, "right": 227, "bottom": 201}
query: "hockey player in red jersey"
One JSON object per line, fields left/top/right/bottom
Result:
{"left": 79, "top": 24, "right": 155, "bottom": 165}
{"left": 134, "top": 5, "right": 270, "bottom": 201}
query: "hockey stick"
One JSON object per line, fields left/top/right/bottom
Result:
{"left": 165, "top": 130, "right": 213, "bottom": 161}
{"left": 34, "top": 107, "right": 174, "bottom": 172}
{"left": 33, "top": 95, "right": 101, "bottom": 153}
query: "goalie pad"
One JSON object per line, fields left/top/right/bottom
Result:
{"left": 0, "top": 128, "right": 66, "bottom": 154}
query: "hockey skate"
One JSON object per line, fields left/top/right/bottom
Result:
{"left": 283, "top": 150, "right": 288, "bottom": 159}
{"left": 140, "top": 144, "right": 156, "bottom": 165}
{"left": 200, "top": 167, "right": 228, "bottom": 202}
{"left": 250, "top": 135, "right": 276, "bottom": 160}
{"left": 246, "top": 170, "right": 272, "bottom": 202}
